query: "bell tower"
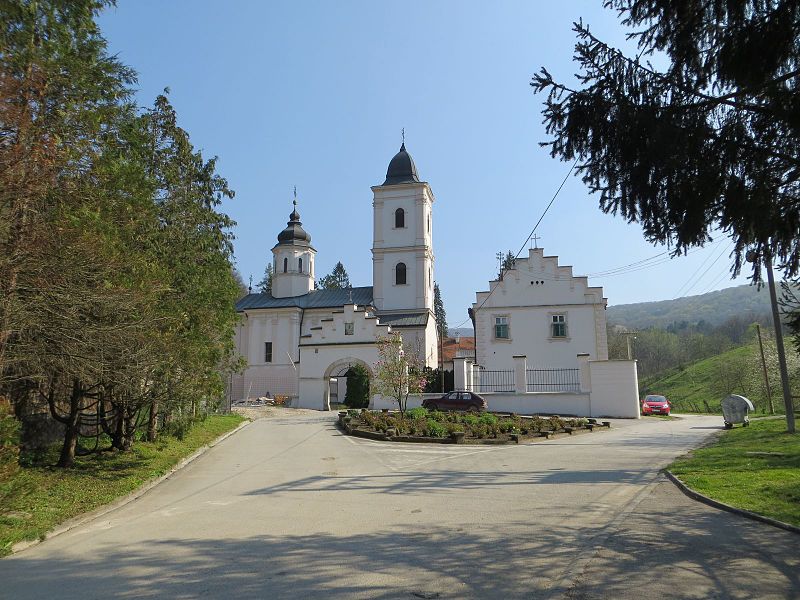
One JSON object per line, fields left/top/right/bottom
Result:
{"left": 271, "top": 198, "right": 316, "bottom": 298}
{"left": 371, "top": 143, "right": 435, "bottom": 312}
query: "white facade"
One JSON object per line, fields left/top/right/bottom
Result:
{"left": 472, "top": 248, "right": 608, "bottom": 371}
{"left": 230, "top": 144, "right": 439, "bottom": 407}
{"left": 297, "top": 303, "right": 391, "bottom": 410}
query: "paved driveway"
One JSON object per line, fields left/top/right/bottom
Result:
{"left": 2, "top": 412, "right": 797, "bottom": 599}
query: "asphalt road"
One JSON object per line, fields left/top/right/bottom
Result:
{"left": 2, "top": 412, "right": 798, "bottom": 599}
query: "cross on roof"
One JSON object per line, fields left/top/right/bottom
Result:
{"left": 531, "top": 234, "right": 541, "bottom": 249}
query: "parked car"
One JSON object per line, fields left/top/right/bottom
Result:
{"left": 423, "top": 391, "right": 487, "bottom": 412}
{"left": 641, "top": 394, "right": 671, "bottom": 416}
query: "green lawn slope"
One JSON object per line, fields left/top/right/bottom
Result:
{"left": 639, "top": 345, "right": 765, "bottom": 414}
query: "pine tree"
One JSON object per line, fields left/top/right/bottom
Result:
{"left": 257, "top": 264, "right": 273, "bottom": 295}
{"left": 498, "top": 251, "right": 516, "bottom": 279}
{"left": 433, "top": 283, "right": 447, "bottom": 339}
{"left": 532, "top": 0, "right": 800, "bottom": 282}
{"left": 319, "top": 261, "right": 351, "bottom": 290}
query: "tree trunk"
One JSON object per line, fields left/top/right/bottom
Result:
{"left": 55, "top": 380, "right": 82, "bottom": 468}
{"left": 147, "top": 397, "right": 159, "bottom": 442}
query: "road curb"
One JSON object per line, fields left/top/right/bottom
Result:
{"left": 9, "top": 418, "right": 252, "bottom": 556}
{"left": 664, "top": 470, "right": 800, "bottom": 535}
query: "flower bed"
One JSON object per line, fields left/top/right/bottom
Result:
{"left": 338, "top": 408, "right": 608, "bottom": 444}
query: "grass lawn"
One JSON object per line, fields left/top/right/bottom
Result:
{"left": 669, "top": 417, "right": 800, "bottom": 527}
{"left": 0, "top": 413, "right": 245, "bottom": 557}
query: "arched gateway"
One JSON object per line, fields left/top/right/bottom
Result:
{"left": 323, "top": 358, "right": 373, "bottom": 411}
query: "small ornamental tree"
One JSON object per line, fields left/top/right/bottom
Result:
{"left": 373, "top": 334, "right": 427, "bottom": 418}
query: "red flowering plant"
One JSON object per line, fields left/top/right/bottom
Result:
{"left": 372, "top": 334, "right": 427, "bottom": 419}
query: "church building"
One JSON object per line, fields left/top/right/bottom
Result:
{"left": 231, "top": 144, "right": 439, "bottom": 409}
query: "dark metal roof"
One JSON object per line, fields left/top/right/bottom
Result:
{"left": 236, "top": 286, "right": 374, "bottom": 311}
{"left": 383, "top": 143, "right": 420, "bottom": 185}
{"left": 276, "top": 201, "right": 312, "bottom": 247}
{"left": 375, "top": 312, "right": 429, "bottom": 327}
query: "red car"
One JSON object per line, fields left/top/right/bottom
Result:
{"left": 423, "top": 391, "right": 487, "bottom": 412}
{"left": 642, "top": 394, "right": 671, "bottom": 416}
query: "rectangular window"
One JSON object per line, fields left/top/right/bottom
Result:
{"left": 264, "top": 341, "right": 273, "bottom": 363}
{"left": 344, "top": 322, "right": 354, "bottom": 336}
{"left": 494, "top": 316, "right": 509, "bottom": 339}
{"left": 551, "top": 314, "right": 567, "bottom": 338}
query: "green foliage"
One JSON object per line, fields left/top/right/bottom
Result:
{"left": 318, "top": 261, "right": 351, "bottom": 290}
{"left": 463, "top": 414, "right": 479, "bottom": 426}
{"left": 478, "top": 413, "right": 498, "bottom": 425}
{"left": 534, "top": 1, "right": 800, "bottom": 281}
{"left": 433, "top": 283, "right": 447, "bottom": 339}
{"left": 344, "top": 364, "right": 371, "bottom": 409}
{"left": 406, "top": 407, "right": 428, "bottom": 420}
{"left": 425, "top": 420, "right": 447, "bottom": 438}
{"left": 0, "top": 4, "right": 241, "bottom": 466}
{"left": 256, "top": 263, "right": 273, "bottom": 295}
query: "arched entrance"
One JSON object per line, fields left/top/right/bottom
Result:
{"left": 322, "top": 358, "right": 373, "bottom": 411}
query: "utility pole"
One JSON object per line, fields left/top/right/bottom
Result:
{"left": 620, "top": 331, "right": 637, "bottom": 360}
{"left": 749, "top": 249, "right": 795, "bottom": 433}
{"left": 755, "top": 324, "right": 775, "bottom": 415}
{"left": 765, "top": 255, "right": 795, "bottom": 433}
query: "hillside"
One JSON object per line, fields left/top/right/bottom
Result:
{"left": 638, "top": 340, "right": 800, "bottom": 416}
{"left": 608, "top": 285, "right": 773, "bottom": 329}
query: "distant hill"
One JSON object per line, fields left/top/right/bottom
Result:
{"left": 607, "top": 285, "right": 773, "bottom": 329}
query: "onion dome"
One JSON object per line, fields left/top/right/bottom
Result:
{"left": 383, "top": 143, "right": 420, "bottom": 185}
{"left": 277, "top": 200, "right": 312, "bottom": 246}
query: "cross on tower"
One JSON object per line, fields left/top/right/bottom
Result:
{"left": 401, "top": 127, "right": 405, "bottom": 144}
{"left": 531, "top": 234, "right": 541, "bottom": 249}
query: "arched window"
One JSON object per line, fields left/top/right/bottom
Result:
{"left": 396, "top": 262, "right": 407, "bottom": 285}
{"left": 298, "top": 257, "right": 303, "bottom": 273}
{"left": 395, "top": 208, "right": 405, "bottom": 228}
{"left": 283, "top": 257, "right": 288, "bottom": 273}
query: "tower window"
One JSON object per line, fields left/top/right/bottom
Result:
{"left": 283, "top": 257, "right": 288, "bottom": 273}
{"left": 298, "top": 257, "right": 303, "bottom": 273}
{"left": 395, "top": 262, "right": 407, "bottom": 285}
{"left": 395, "top": 208, "right": 405, "bottom": 228}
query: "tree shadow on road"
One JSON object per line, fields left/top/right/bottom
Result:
{"left": 1, "top": 493, "right": 798, "bottom": 599}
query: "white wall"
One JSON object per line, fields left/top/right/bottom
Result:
{"left": 588, "top": 359, "right": 640, "bottom": 419}
{"left": 271, "top": 245, "right": 315, "bottom": 298}
{"left": 473, "top": 247, "right": 607, "bottom": 371}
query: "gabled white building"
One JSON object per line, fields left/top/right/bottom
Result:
{"left": 471, "top": 248, "right": 608, "bottom": 372}
{"left": 231, "top": 144, "right": 439, "bottom": 409}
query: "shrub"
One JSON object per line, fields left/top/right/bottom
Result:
{"left": 344, "top": 364, "right": 371, "bottom": 409}
{"left": 463, "top": 414, "right": 479, "bottom": 426}
{"left": 407, "top": 407, "right": 428, "bottom": 420}
{"left": 163, "top": 416, "right": 194, "bottom": 441}
{"left": 428, "top": 410, "right": 448, "bottom": 423}
{"left": 478, "top": 413, "right": 498, "bottom": 426}
{"left": 426, "top": 419, "right": 447, "bottom": 437}
{"left": 548, "top": 416, "right": 565, "bottom": 431}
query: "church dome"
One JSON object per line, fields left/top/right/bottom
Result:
{"left": 277, "top": 201, "right": 312, "bottom": 246}
{"left": 383, "top": 143, "right": 420, "bottom": 185}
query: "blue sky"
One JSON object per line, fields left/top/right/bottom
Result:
{"left": 97, "top": 1, "right": 751, "bottom": 327}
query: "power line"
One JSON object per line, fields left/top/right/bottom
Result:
{"left": 678, "top": 242, "right": 732, "bottom": 299}
{"left": 452, "top": 159, "right": 578, "bottom": 330}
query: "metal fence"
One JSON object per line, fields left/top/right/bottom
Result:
{"left": 526, "top": 368, "right": 580, "bottom": 392}
{"left": 472, "top": 368, "right": 515, "bottom": 392}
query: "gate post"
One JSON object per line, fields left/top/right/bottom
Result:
{"left": 454, "top": 357, "right": 469, "bottom": 391}
{"left": 513, "top": 355, "right": 527, "bottom": 394}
